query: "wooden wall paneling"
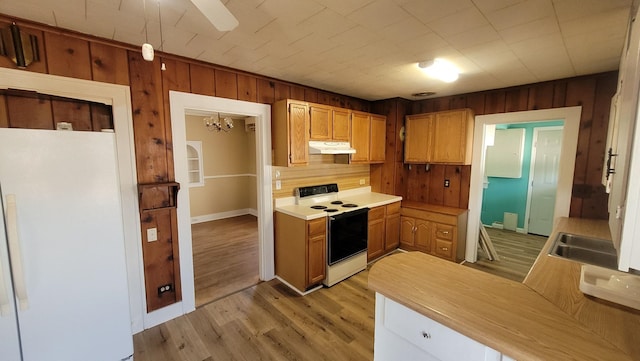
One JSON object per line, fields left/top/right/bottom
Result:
{"left": 237, "top": 74, "right": 257, "bottom": 102}
{"left": 257, "top": 78, "right": 275, "bottom": 104}
{"left": 505, "top": 87, "right": 529, "bottom": 112}
{"left": 581, "top": 75, "right": 618, "bottom": 219}
{"left": 370, "top": 164, "right": 383, "bottom": 193}
{"left": 89, "top": 42, "right": 130, "bottom": 85}
{"left": 552, "top": 81, "right": 568, "bottom": 108}
{"left": 6, "top": 95, "right": 53, "bottom": 129}
{"left": 290, "top": 85, "right": 305, "bottom": 101}
{"left": 450, "top": 96, "right": 467, "bottom": 109}
{"left": 0, "top": 95, "right": 8, "bottom": 127}
{"left": 214, "top": 69, "right": 238, "bottom": 99}
{"left": 433, "top": 97, "right": 454, "bottom": 112}
{"left": 161, "top": 58, "right": 191, "bottom": 181}
{"left": 443, "top": 165, "right": 461, "bottom": 208}
{"left": 395, "top": 162, "right": 408, "bottom": 199}
{"left": 405, "top": 165, "right": 425, "bottom": 202}
{"left": 304, "top": 88, "right": 318, "bottom": 103}
{"left": 189, "top": 64, "right": 215, "bottom": 96}
{"left": 0, "top": 21, "right": 47, "bottom": 73}
{"left": 527, "top": 82, "right": 555, "bottom": 110}
{"left": 91, "top": 103, "right": 114, "bottom": 131}
{"left": 128, "top": 51, "right": 170, "bottom": 184}
{"left": 465, "top": 93, "right": 486, "bottom": 115}
{"left": 484, "top": 91, "right": 506, "bottom": 114}
{"left": 565, "top": 77, "right": 597, "bottom": 217}
{"left": 43, "top": 32, "right": 92, "bottom": 80}
{"left": 427, "top": 165, "right": 445, "bottom": 205}
{"left": 140, "top": 209, "right": 179, "bottom": 311}
{"left": 51, "top": 99, "right": 92, "bottom": 131}
{"left": 459, "top": 165, "right": 471, "bottom": 209}
{"left": 274, "top": 82, "right": 291, "bottom": 101}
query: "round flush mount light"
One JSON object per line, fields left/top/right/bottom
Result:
{"left": 418, "top": 58, "right": 459, "bottom": 83}
{"left": 412, "top": 91, "right": 437, "bottom": 97}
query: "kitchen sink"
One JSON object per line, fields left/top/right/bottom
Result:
{"left": 548, "top": 232, "right": 618, "bottom": 270}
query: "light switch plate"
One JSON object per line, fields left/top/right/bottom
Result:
{"left": 147, "top": 227, "right": 158, "bottom": 242}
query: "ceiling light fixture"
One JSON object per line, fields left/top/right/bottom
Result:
{"left": 418, "top": 59, "right": 459, "bottom": 83}
{"left": 204, "top": 113, "right": 234, "bottom": 132}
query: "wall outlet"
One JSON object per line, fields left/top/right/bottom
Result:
{"left": 275, "top": 180, "right": 282, "bottom": 190}
{"left": 157, "top": 284, "right": 172, "bottom": 295}
{"left": 444, "top": 179, "right": 450, "bottom": 188}
{"left": 147, "top": 227, "right": 158, "bottom": 242}
{"left": 360, "top": 179, "right": 365, "bottom": 185}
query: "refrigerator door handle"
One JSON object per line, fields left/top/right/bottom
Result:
{"left": 6, "top": 194, "right": 28, "bottom": 310}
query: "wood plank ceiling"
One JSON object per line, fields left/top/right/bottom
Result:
{"left": 0, "top": 0, "right": 632, "bottom": 100}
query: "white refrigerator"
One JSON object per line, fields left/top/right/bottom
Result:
{"left": 0, "top": 128, "right": 133, "bottom": 361}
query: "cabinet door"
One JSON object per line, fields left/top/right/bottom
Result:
{"left": 289, "top": 102, "right": 310, "bottom": 166}
{"left": 307, "top": 218, "right": 326, "bottom": 286}
{"left": 400, "top": 216, "right": 415, "bottom": 247}
{"left": 385, "top": 212, "right": 400, "bottom": 250}
{"left": 310, "top": 105, "right": 332, "bottom": 140}
{"left": 332, "top": 109, "right": 350, "bottom": 141}
{"left": 432, "top": 110, "right": 469, "bottom": 164}
{"left": 414, "top": 219, "right": 431, "bottom": 252}
{"left": 350, "top": 112, "right": 370, "bottom": 163}
{"left": 368, "top": 206, "right": 386, "bottom": 262}
{"left": 370, "top": 114, "right": 386, "bottom": 163}
{"left": 404, "top": 114, "right": 433, "bottom": 163}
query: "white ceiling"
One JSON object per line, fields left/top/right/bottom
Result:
{"left": 0, "top": 0, "right": 634, "bottom": 101}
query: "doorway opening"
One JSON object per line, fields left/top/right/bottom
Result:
{"left": 184, "top": 112, "right": 259, "bottom": 306}
{"left": 164, "top": 91, "right": 274, "bottom": 324}
{"left": 466, "top": 107, "right": 582, "bottom": 263}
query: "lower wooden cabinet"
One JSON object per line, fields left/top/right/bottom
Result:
{"left": 368, "top": 201, "right": 401, "bottom": 262}
{"left": 399, "top": 201, "right": 468, "bottom": 262}
{"left": 275, "top": 212, "right": 326, "bottom": 292}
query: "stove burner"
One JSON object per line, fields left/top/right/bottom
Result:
{"left": 324, "top": 209, "right": 339, "bottom": 213}
{"left": 310, "top": 205, "right": 327, "bottom": 210}
{"left": 342, "top": 204, "right": 358, "bottom": 208}
{"left": 331, "top": 200, "right": 343, "bottom": 205}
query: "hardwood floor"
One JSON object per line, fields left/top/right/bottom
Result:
{"left": 463, "top": 227, "right": 548, "bottom": 282}
{"left": 191, "top": 215, "right": 260, "bottom": 307}
{"left": 133, "top": 264, "right": 376, "bottom": 361}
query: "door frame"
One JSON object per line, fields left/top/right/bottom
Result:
{"left": 166, "top": 91, "right": 274, "bottom": 325}
{"left": 466, "top": 107, "right": 582, "bottom": 262}
{"left": 524, "top": 126, "right": 564, "bottom": 235}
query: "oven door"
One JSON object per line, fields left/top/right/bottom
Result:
{"left": 328, "top": 207, "right": 369, "bottom": 265}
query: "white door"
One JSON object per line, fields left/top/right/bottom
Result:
{"left": 527, "top": 128, "right": 563, "bottom": 236}
{"left": 0, "top": 191, "right": 22, "bottom": 361}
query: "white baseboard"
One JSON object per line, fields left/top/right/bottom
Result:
{"left": 487, "top": 222, "right": 526, "bottom": 234}
{"left": 190, "top": 208, "right": 258, "bottom": 224}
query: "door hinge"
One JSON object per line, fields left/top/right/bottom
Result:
{"left": 616, "top": 205, "right": 624, "bottom": 219}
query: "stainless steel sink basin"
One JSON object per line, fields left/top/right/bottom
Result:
{"left": 548, "top": 232, "right": 618, "bottom": 269}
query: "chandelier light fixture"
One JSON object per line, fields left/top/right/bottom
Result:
{"left": 203, "top": 113, "right": 234, "bottom": 132}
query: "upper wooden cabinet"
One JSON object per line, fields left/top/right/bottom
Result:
{"left": 273, "top": 99, "right": 309, "bottom": 167}
{"left": 309, "top": 105, "right": 351, "bottom": 142}
{"left": 404, "top": 108, "right": 474, "bottom": 165}
{"left": 351, "top": 111, "right": 386, "bottom": 164}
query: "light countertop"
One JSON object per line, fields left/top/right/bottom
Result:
{"left": 274, "top": 187, "right": 402, "bottom": 220}
{"left": 369, "top": 217, "right": 640, "bottom": 360}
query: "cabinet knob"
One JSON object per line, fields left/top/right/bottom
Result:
{"left": 441, "top": 231, "right": 449, "bottom": 235}
{"left": 441, "top": 247, "right": 449, "bottom": 251}
{"left": 421, "top": 331, "right": 431, "bottom": 339}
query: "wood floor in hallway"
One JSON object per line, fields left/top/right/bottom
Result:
{"left": 463, "top": 227, "right": 548, "bottom": 282}
{"left": 191, "top": 214, "right": 260, "bottom": 307}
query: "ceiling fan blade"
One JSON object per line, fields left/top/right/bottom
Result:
{"left": 190, "top": 0, "right": 239, "bottom": 32}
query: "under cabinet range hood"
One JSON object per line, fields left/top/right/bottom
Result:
{"left": 308, "top": 141, "right": 356, "bottom": 154}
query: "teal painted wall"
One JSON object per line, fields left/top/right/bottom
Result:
{"left": 481, "top": 120, "right": 564, "bottom": 229}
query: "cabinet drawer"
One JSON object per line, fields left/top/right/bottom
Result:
{"left": 308, "top": 218, "right": 326, "bottom": 236}
{"left": 369, "top": 206, "right": 386, "bottom": 221}
{"left": 434, "top": 239, "right": 453, "bottom": 259}
{"left": 434, "top": 223, "right": 454, "bottom": 240}
{"left": 383, "top": 297, "right": 488, "bottom": 361}
{"left": 386, "top": 201, "right": 400, "bottom": 215}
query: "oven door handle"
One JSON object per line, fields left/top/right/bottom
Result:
{"left": 330, "top": 207, "right": 369, "bottom": 221}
